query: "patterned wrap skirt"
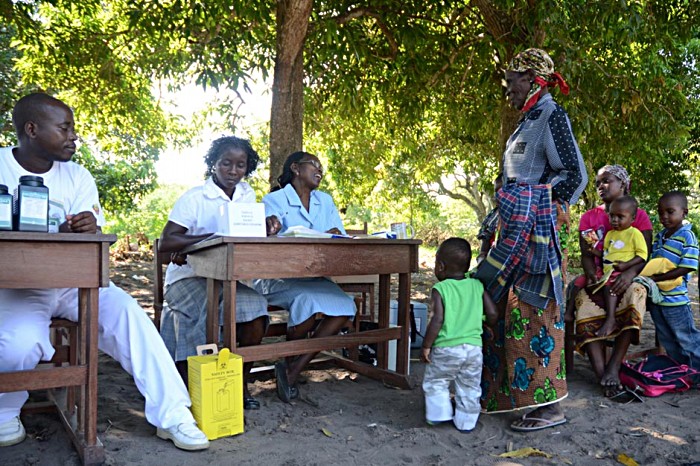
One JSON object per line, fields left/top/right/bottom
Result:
{"left": 481, "top": 292, "right": 568, "bottom": 413}
{"left": 480, "top": 201, "right": 569, "bottom": 413}
{"left": 574, "top": 282, "right": 646, "bottom": 353}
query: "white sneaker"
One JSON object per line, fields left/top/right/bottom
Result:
{"left": 156, "top": 423, "right": 209, "bottom": 451}
{"left": 0, "top": 416, "right": 26, "bottom": 447}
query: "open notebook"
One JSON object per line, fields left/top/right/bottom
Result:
{"left": 278, "top": 225, "right": 354, "bottom": 239}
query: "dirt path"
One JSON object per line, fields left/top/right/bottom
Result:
{"left": 2, "top": 252, "right": 699, "bottom": 466}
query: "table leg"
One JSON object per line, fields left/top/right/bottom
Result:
{"left": 396, "top": 272, "right": 411, "bottom": 376}
{"left": 376, "top": 274, "right": 390, "bottom": 370}
{"left": 75, "top": 288, "right": 105, "bottom": 464}
{"left": 84, "top": 289, "right": 98, "bottom": 446}
{"left": 77, "top": 289, "right": 87, "bottom": 433}
{"left": 223, "top": 280, "right": 237, "bottom": 351}
{"left": 206, "top": 279, "right": 220, "bottom": 344}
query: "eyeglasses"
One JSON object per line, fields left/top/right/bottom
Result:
{"left": 297, "top": 160, "right": 324, "bottom": 173}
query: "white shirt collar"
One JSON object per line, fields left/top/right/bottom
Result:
{"left": 203, "top": 177, "right": 251, "bottom": 202}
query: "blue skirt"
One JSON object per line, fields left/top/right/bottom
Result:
{"left": 253, "top": 277, "right": 356, "bottom": 327}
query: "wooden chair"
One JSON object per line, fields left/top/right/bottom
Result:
{"left": 333, "top": 222, "right": 377, "bottom": 322}
{"left": 49, "top": 319, "right": 78, "bottom": 368}
{"left": 25, "top": 319, "right": 79, "bottom": 418}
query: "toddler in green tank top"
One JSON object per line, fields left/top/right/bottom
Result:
{"left": 421, "top": 238, "right": 498, "bottom": 432}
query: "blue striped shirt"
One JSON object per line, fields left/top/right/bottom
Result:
{"left": 650, "top": 224, "right": 699, "bottom": 307}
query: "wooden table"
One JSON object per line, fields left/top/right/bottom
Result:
{"left": 0, "top": 232, "right": 115, "bottom": 465}
{"left": 184, "top": 237, "right": 420, "bottom": 389}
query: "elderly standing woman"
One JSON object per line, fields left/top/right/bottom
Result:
{"left": 254, "top": 151, "right": 357, "bottom": 403}
{"left": 570, "top": 165, "right": 652, "bottom": 397}
{"left": 476, "top": 48, "right": 587, "bottom": 432}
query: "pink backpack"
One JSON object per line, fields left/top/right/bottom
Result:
{"left": 619, "top": 354, "right": 699, "bottom": 397}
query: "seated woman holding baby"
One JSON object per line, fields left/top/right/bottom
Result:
{"left": 566, "top": 164, "right": 653, "bottom": 397}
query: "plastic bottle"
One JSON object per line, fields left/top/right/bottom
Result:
{"left": 14, "top": 175, "right": 49, "bottom": 232}
{"left": 0, "top": 184, "right": 12, "bottom": 230}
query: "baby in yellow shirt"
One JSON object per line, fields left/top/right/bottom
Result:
{"left": 588, "top": 196, "right": 648, "bottom": 338}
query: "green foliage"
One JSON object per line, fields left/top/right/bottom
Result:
{"left": 73, "top": 145, "right": 158, "bottom": 214}
{"left": 2, "top": 1, "right": 195, "bottom": 213}
{"left": 3, "top": 0, "right": 699, "bottom": 244}
{"left": 103, "top": 183, "right": 189, "bottom": 241}
{"left": 306, "top": 1, "right": 699, "bottom": 246}
{"left": 124, "top": 0, "right": 276, "bottom": 88}
{"left": 687, "top": 203, "right": 700, "bottom": 241}
{"left": 0, "top": 25, "right": 33, "bottom": 145}
{"left": 555, "top": 1, "right": 700, "bottom": 209}
{"left": 306, "top": 0, "right": 700, "bottom": 225}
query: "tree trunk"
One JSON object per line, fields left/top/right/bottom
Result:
{"left": 268, "top": 0, "right": 313, "bottom": 188}
{"left": 472, "top": 1, "right": 544, "bottom": 168}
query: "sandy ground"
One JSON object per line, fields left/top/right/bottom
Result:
{"left": 2, "top": 252, "right": 700, "bottom": 466}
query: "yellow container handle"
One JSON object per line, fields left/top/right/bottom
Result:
{"left": 217, "top": 347, "right": 231, "bottom": 369}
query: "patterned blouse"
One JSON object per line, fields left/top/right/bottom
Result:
{"left": 502, "top": 93, "right": 587, "bottom": 204}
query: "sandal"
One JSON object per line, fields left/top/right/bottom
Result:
{"left": 275, "top": 361, "right": 293, "bottom": 403}
{"left": 510, "top": 413, "right": 567, "bottom": 432}
{"left": 243, "top": 397, "right": 261, "bottom": 410}
{"left": 608, "top": 387, "right": 644, "bottom": 404}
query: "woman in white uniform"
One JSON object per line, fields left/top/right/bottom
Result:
{"left": 159, "top": 136, "right": 281, "bottom": 410}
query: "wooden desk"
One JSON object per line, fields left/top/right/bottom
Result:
{"left": 0, "top": 232, "right": 115, "bottom": 465}
{"left": 184, "top": 237, "right": 420, "bottom": 389}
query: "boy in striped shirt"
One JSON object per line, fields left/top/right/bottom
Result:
{"left": 648, "top": 191, "right": 700, "bottom": 372}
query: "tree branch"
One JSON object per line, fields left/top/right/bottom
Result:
{"left": 428, "top": 37, "right": 479, "bottom": 87}
{"left": 319, "top": 6, "right": 398, "bottom": 60}
{"left": 470, "top": 0, "right": 512, "bottom": 42}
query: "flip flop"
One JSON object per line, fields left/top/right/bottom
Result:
{"left": 510, "top": 414, "right": 567, "bottom": 432}
{"left": 275, "top": 361, "right": 293, "bottom": 403}
{"left": 608, "top": 387, "right": 644, "bottom": 404}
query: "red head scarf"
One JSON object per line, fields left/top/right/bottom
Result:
{"left": 508, "top": 48, "right": 569, "bottom": 112}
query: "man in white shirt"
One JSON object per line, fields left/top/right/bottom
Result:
{"left": 0, "top": 93, "right": 209, "bottom": 451}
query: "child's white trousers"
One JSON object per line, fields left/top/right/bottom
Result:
{"left": 422, "top": 343, "right": 483, "bottom": 431}
{"left": 0, "top": 283, "right": 195, "bottom": 429}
